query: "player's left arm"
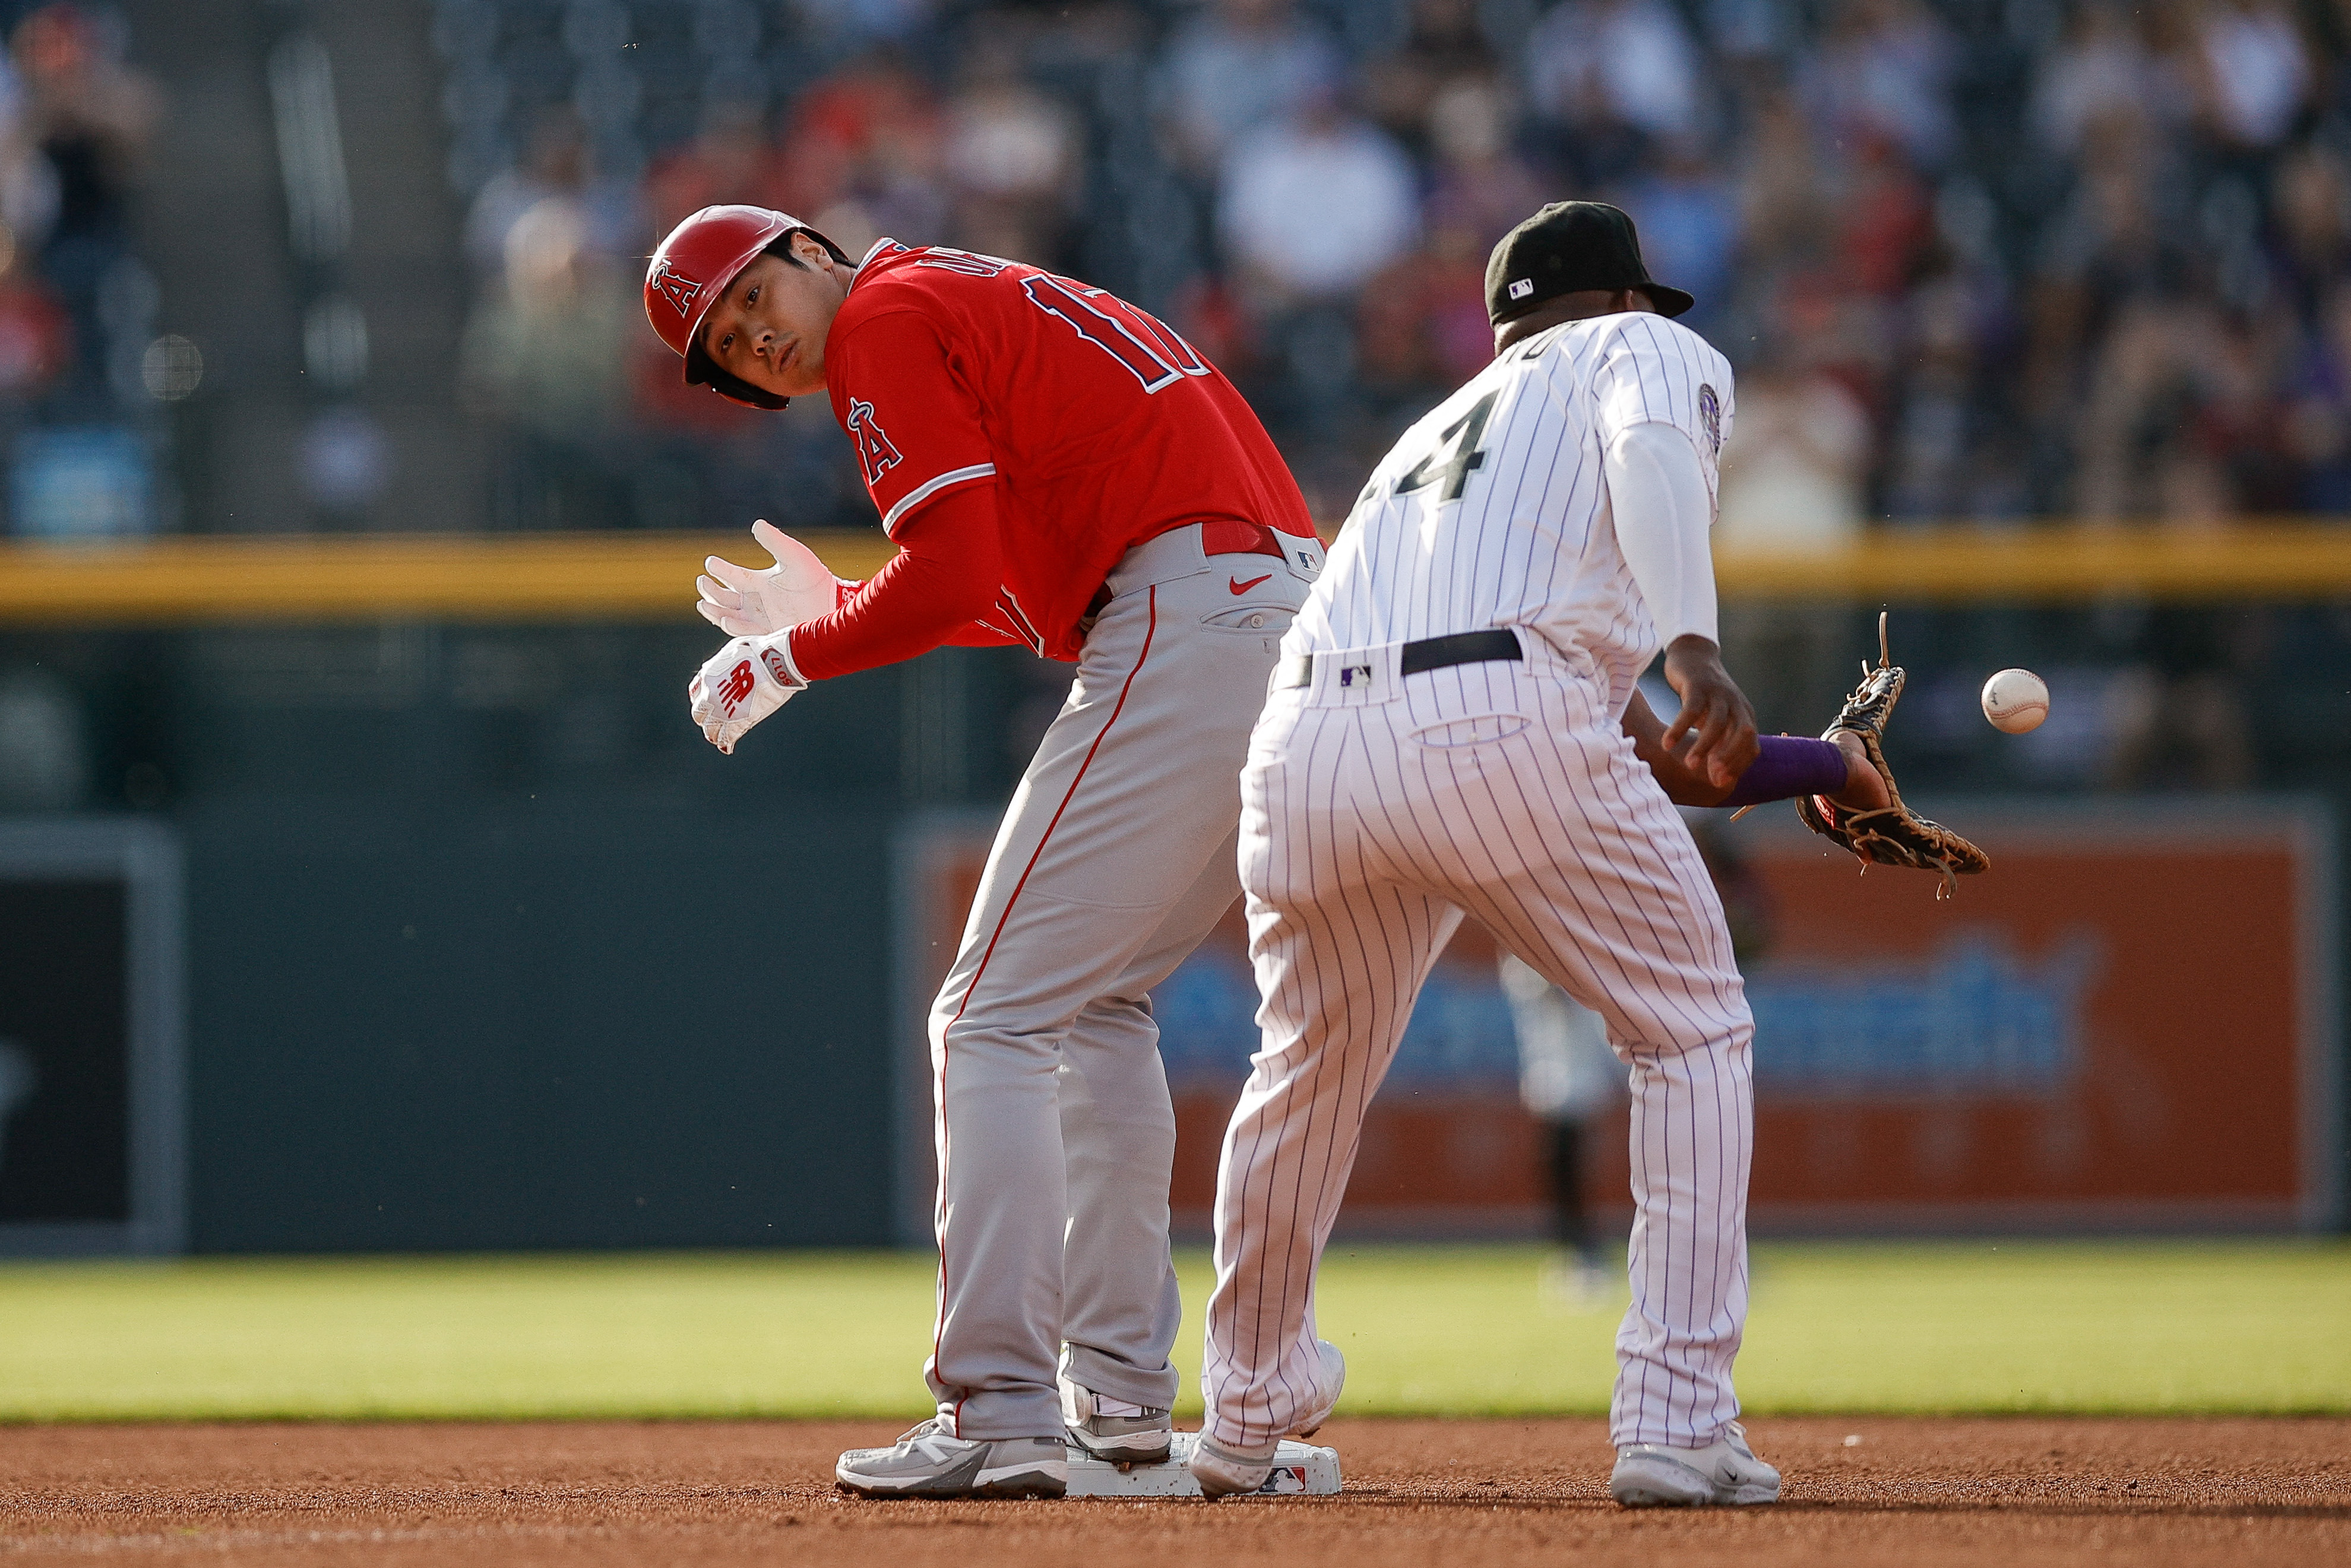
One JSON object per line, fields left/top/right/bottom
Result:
{"left": 1622, "top": 689, "right": 1890, "bottom": 814}
{"left": 1623, "top": 686, "right": 1729, "bottom": 804}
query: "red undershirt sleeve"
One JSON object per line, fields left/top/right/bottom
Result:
{"left": 784, "top": 484, "right": 1018, "bottom": 680}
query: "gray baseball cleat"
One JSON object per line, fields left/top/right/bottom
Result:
{"left": 1189, "top": 1337, "right": 1347, "bottom": 1497}
{"left": 834, "top": 1417, "right": 1069, "bottom": 1499}
{"left": 1059, "top": 1374, "right": 1173, "bottom": 1465}
{"left": 1609, "top": 1421, "right": 1782, "bottom": 1507}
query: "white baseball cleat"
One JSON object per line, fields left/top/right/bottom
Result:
{"left": 1059, "top": 1372, "right": 1173, "bottom": 1465}
{"left": 1296, "top": 1336, "right": 1346, "bottom": 1437}
{"left": 1609, "top": 1421, "right": 1782, "bottom": 1507}
{"left": 1189, "top": 1338, "right": 1348, "bottom": 1497}
{"left": 1189, "top": 1434, "right": 1282, "bottom": 1497}
{"left": 834, "top": 1417, "right": 1068, "bottom": 1499}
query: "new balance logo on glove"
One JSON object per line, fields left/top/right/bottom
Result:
{"left": 690, "top": 633, "right": 804, "bottom": 754}
{"left": 718, "top": 661, "right": 757, "bottom": 715}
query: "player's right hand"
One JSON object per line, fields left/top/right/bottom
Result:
{"left": 1661, "top": 634, "right": 1760, "bottom": 791}
{"left": 686, "top": 632, "right": 806, "bottom": 754}
{"left": 695, "top": 520, "right": 856, "bottom": 638}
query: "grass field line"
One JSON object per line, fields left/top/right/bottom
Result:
{"left": 1, "top": 1240, "right": 2344, "bottom": 1422}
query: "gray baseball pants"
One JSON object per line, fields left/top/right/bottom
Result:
{"left": 924, "top": 521, "right": 1324, "bottom": 1440}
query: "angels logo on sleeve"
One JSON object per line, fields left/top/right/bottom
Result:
{"left": 846, "top": 398, "right": 904, "bottom": 487}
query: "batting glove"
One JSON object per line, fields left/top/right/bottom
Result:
{"left": 696, "top": 520, "right": 857, "bottom": 638}
{"left": 688, "top": 631, "right": 806, "bottom": 754}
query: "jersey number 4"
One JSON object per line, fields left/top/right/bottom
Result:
{"left": 1394, "top": 389, "right": 1498, "bottom": 503}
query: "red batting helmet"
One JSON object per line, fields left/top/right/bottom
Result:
{"left": 644, "top": 204, "right": 798, "bottom": 409}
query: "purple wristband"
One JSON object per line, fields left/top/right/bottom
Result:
{"left": 1721, "top": 735, "right": 1848, "bottom": 808}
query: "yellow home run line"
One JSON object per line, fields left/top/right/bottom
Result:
{"left": 1712, "top": 521, "right": 2351, "bottom": 602}
{"left": 0, "top": 531, "right": 901, "bottom": 625}
{"left": 0, "top": 523, "right": 2346, "bottom": 624}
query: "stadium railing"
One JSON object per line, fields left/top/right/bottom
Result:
{"left": 3, "top": 522, "right": 2350, "bottom": 623}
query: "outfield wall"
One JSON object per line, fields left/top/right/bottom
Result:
{"left": 0, "top": 797, "right": 903, "bottom": 1254}
{"left": 1, "top": 530, "right": 2348, "bottom": 1252}
{"left": 896, "top": 800, "right": 2341, "bottom": 1243}
{"left": 0, "top": 623, "right": 934, "bottom": 1255}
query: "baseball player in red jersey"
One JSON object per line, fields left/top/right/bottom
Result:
{"left": 641, "top": 205, "right": 1324, "bottom": 1499}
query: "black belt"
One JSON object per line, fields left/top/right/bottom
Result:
{"left": 1279, "top": 628, "right": 1521, "bottom": 689}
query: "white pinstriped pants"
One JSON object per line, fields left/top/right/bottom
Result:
{"left": 1204, "top": 637, "right": 1756, "bottom": 1452}
{"left": 921, "top": 525, "right": 1322, "bottom": 1440}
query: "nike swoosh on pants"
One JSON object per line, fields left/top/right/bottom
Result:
{"left": 1229, "top": 574, "right": 1272, "bottom": 594}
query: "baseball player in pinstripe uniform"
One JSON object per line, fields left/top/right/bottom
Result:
{"left": 1191, "top": 203, "right": 1853, "bottom": 1504}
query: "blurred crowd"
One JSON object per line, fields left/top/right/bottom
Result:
{"left": 439, "top": 0, "right": 2351, "bottom": 536}
{"left": 0, "top": 1, "right": 162, "bottom": 815}
{"left": 426, "top": 0, "right": 2351, "bottom": 798}
{"left": 0, "top": 0, "right": 162, "bottom": 538}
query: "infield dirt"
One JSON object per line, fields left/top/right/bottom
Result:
{"left": 3, "top": 1417, "right": 2344, "bottom": 1565}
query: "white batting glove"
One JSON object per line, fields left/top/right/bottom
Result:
{"left": 687, "top": 631, "right": 806, "bottom": 754}
{"left": 695, "top": 520, "right": 857, "bottom": 638}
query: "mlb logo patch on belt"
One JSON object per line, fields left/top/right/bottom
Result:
{"left": 1277, "top": 657, "right": 1382, "bottom": 690}
{"left": 1280, "top": 630, "right": 1523, "bottom": 689}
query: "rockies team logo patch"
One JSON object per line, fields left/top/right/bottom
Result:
{"left": 650, "top": 259, "right": 701, "bottom": 318}
{"left": 846, "top": 397, "right": 904, "bottom": 487}
{"left": 1698, "top": 384, "right": 1721, "bottom": 455}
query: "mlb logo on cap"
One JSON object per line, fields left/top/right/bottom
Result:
{"left": 1484, "top": 200, "right": 1696, "bottom": 325}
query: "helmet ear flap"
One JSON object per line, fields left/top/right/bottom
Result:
{"left": 703, "top": 363, "right": 791, "bottom": 410}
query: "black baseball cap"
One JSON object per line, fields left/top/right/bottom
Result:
{"left": 1485, "top": 201, "right": 1694, "bottom": 326}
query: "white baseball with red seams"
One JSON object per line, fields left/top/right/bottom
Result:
{"left": 1981, "top": 668, "right": 2050, "bottom": 733}
{"left": 1203, "top": 309, "right": 1758, "bottom": 1456}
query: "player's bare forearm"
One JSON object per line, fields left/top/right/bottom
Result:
{"left": 1660, "top": 635, "right": 1758, "bottom": 790}
{"left": 1626, "top": 690, "right": 1891, "bottom": 811}
{"left": 1824, "top": 731, "right": 1891, "bottom": 812}
{"left": 1622, "top": 688, "right": 1733, "bottom": 806}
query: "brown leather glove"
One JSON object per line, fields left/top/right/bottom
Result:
{"left": 1794, "top": 614, "right": 1992, "bottom": 900}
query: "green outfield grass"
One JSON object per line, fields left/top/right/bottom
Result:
{"left": 0, "top": 1240, "right": 2344, "bottom": 1422}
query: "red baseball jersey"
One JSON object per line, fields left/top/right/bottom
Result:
{"left": 820, "top": 240, "right": 1314, "bottom": 661}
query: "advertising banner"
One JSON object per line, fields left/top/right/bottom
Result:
{"left": 892, "top": 800, "right": 2339, "bottom": 1242}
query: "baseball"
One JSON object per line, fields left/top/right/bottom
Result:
{"left": 1982, "top": 669, "right": 2049, "bottom": 733}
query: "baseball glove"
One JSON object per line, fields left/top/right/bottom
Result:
{"left": 1794, "top": 613, "right": 1991, "bottom": 899}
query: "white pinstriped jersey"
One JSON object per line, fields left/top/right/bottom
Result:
{"left": 1203, "top": 305, "right": 1760, "bottom": 1463}
{"left": 1294, "top": 311, "right": 1734, "bottom": 718}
